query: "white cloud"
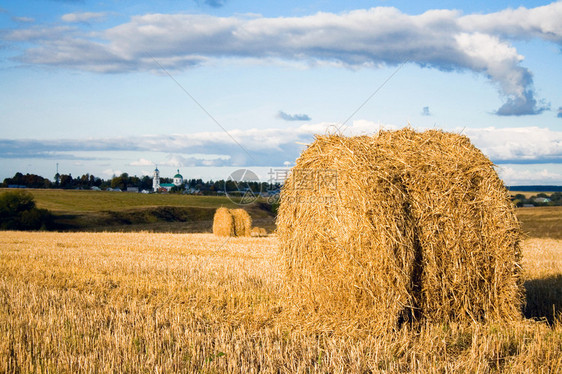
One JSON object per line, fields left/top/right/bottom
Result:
{"left": 4, "top": 26, "right": 76, "bottom": 42}
{"left": 102, "top": 168, "right": 123, "bottom": 177}
{"left": 159, "top": 154, "right": 230, "bottom": 167}
{"left": 497, "top": 165, "right": 562, "bottom": 185}
{"left": 459, "top": 2, "right": 562, "bottom": 44}
{"left": 61, "top": 12, "right": 108, "bottom": 23}
{"left": 9, "top": 3, "right": 562, "bottom": 114}
{"left": 129, "top": 158, "right": 154, "bottom": 166}
{"left": 462, "top": 126, "right": 562, "bottom": 163}
{"left": 12, "top": 16, "right": 34, "bottom": 23}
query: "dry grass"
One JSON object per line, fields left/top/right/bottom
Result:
{"left": 0, "top": 231, "right": 280, "bottom": 373}
{"left": 0, "top": 231, "right": 561, "bottom": 372}
{"left": 277, "top": 130, "right": 522, "bottom": 332}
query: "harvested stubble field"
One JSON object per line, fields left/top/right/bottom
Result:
{"left": 1, "top": 232, "right": 562, "bottom": 372}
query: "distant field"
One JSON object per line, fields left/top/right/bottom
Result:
{"left": 517, "top": 206, "right": 562, "bottom": 240}
{"left": 20, "top": 188, "right": 238, "bottom": 212}
{"left": 508, "top": 191, "right": 558, "bottom": 199}
{"left": 0, "top": 232, "right": 560, "bottom": 372}
{"left": 1, "top": 188, "right": 276, "bottom": 233}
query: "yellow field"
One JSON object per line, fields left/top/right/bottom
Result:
{"left": 1, "top": 232, "right": 561, "bottom": 372}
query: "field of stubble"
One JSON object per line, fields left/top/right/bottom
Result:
{"left": 1, "top": 232, "right": 561, "bottom": 373}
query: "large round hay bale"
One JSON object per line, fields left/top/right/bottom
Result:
{"left": 213, "top": 207, "right": 235, "bottom": 237}
{"left": 231, "top": 208, "right": 252, "bottom": 237}
{"left": 277, "top": 128, "right": 523, "bottom": 332}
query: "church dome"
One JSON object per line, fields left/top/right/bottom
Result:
{"left": 173, "top": 169, "right": 184, "bottom": 187}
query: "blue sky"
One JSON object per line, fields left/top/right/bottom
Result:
{"left": 1, "top": 0, "right": 562, "bottom": 185}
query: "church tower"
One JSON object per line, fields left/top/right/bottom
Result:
{"left": 153, "top": 166, "right": 160, "bottom": 192}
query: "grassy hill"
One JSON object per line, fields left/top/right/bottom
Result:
{"left": 7, "top": 189, "right": 276, "bottom": 233}
{"left": 3, "top": 188, "right": 561, "bottom": 238}
{"left": 28, "top": 189, "right": 236, "bottom": 212}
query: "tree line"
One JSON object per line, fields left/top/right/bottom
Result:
{"left": 1, "top": 172, "right": 280, "bottom": 195}
{"left": 511, "top": 192, "right": 562, "bottom": 207}
{"left": 2, "top": 172, "right": 145, "bottom": 190}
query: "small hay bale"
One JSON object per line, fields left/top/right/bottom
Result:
{"left": 251, "top": 227, "right": 268, "bottom": 237}
{"left": 277, "top": 128, "right": 523, "bottom": 332}
{"left": 212, "top": 207, "right": 235, "bottom": 237}
{"left": 231, "top": 208, "right": 252, "bottom": 237}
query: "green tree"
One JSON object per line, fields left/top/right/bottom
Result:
{"left": 170, "top": 184, "right": 186, "bottom": 193}
{"left": 140, "top": 176, "right": 152, "bottom": 191}
{"left": 111, "top": 173, "right": 129, "bottom": 190}
{"left": 2, "top": 172, "right": 52, "bottom": 188}
{"left": 59, "top": 174, "right": 74, "bottom": 189}
{"left": 0, "top": 191, "right": 53, "bottom": 230}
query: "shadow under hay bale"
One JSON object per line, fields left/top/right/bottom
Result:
{"left": 277, "top": 128, "right": 523, "bottom": 333}
{"left": 524, "top": 275, "right": 562, "bottom": 324}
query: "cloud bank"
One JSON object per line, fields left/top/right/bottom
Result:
{"left": 498, "top": 166, "right": 562, "bottom": 185}
{"left": 1, "top": 124, "right": 561, "bottom": 167}
{"left": 4, "top": 2, "right": 562, "bottom": 115}
{"left": 462, "top": 126, "right": 562, "bottom": 164}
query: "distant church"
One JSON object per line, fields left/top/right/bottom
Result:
{"left": 153, "top": 167, "right": 183, "bottom": 192}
